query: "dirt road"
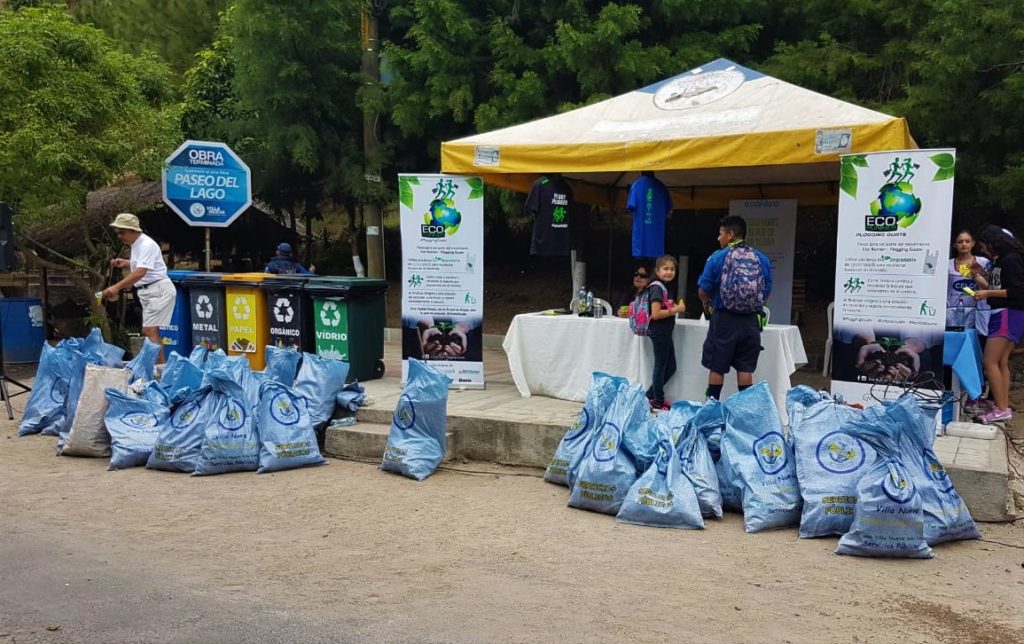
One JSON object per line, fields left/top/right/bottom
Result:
{"left": 2, "top": 414, "right": 1023, "bottom": 644}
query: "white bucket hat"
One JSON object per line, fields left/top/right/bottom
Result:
{"left": 109, "top": 213, "right": 142, "bottom": 232}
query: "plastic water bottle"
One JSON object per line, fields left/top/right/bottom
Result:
{"left": 586, "top": 290, "right": 594, "bottom": 315}
{"left": 953, "top": 296, "right": 966, "bottom": 330}
{"left": 577, "top": 287, "right": 587, "bottom": 314}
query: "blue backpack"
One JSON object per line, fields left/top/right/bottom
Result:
{"left": 719, "top": 244, "right": 765, "bottom": 313}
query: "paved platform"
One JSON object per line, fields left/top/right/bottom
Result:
{"left": 934, "top": 434, "right": 1015, "bottom": 522}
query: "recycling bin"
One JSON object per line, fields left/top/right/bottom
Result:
{"left": 159, "top": 269, "right": 195, "bottom": 359}
{"left": 183, "top": 272, "right": 227, "bottom": 352}
{"left": 303, "top": 277, "right": 388, "bottom": 381}
{"left": 260, "top": 275, "right": 313, "bottom": 352}
{"left": 220, "top": 272, "right": 270, "bottom": 370}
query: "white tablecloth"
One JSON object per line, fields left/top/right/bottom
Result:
{"left": 503, "top": 314, "right": 808, "bottom": 423}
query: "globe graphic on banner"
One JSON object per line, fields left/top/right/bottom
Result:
{"left": 870, "top": 182, "right": 922, "bottom": 228}
{"left": 424, "top": 199, "right": 462, "bottom": 235}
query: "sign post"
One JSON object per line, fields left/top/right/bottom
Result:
{"left": 398, "top": 174, "right": 485, "bottom": 388}
{"left": 830, "top": 149, "right": 956, "bottom": 406}
{"left": 162, "top": 140, "right": 252, "bottom": 270}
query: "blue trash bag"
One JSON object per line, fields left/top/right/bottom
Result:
{"left": 335, "top": 382, "right": 367, "bottom": 412}
{"left": 567, "top": 387, "right": 644, "bottom": 515}
{"left": 544, "top": 372, "right": 624, "bottom": 487}
{"left": 293, "top": 352, "right": 350, "bottom": 428}
{"left": 188, "top": 345, "right": 208, "bottom": 368}
{"left": 160, "top": 351, "right": 204, "bottom": 398}
{"left": 205, "top": 349, "right": 228, "bottom": 372}
{"left": 255, "top": 380, "right": 326, "bottom": 474}
{"left": 146, "top": 386, "right": 214, "bottom": 473}
{"left": 617, "top": 434, "right": 705, "bottom": 530}
{"left": 614, "top": 384, "right": 657, "bottom": 471}
{"left": 565, "top": 376, "right": 630, "bottom": 489}
{"left": 264, "top": 346, "right": 301, "bottom": 386}
{"left": 836, "top": 400, "right": 934, "bottom": 558}
{"left": 790, "top": 395, "right": 875, "bottom": 538}
{"left": 691, "top": 397, "right": 725, "bottom": 460}
{"left": 56, "top": 348, "right": 103, "bottom": 452}
{"left": 193, "top": 369, "right": 260, "bottom": 476}
{"left": 104, "top": 388, "right": 169, "bottom": 470}
{"left": 77, "top": 328, "right": 124, "bottom": 368}
{"left": 17, "top": 343, "right": 70, "bottom": 436}
{"left": 721, "top": 382, "right": 802, "bottom": 532}
{"left": 141, "top": 381, "right": 172, "bottom": 407}
{"left": 380, "top": 358, "right": 452, "bottom": 481}
{"left": 888, "top": 395, "right": 981, "bottom": 546}
{"left": 674, "top": 409, "right": 723, "bottom": 519}
{"left": 785, "top": 384, "right": 830, "bottom": 423}
{"left": 126, "top": 339, "right": 161, "bottom": 382}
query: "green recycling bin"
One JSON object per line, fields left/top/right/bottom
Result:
{"left": 303, "top": 277, "right": 388, "bottom": 381}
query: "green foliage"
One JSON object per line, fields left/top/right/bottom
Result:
{"left": 0, "top": 6, "right": 179, "bottom": 225}
{"left": 74, "top": 0, "right": 231, "bottom": 73}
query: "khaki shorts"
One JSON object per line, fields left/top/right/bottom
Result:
{"left": 137, "top": 279, "right": 176, "bottom": 328}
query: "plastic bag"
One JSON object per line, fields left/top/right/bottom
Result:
{"left": 691, "top": 397, "right": 725, "bottom": 460}
{"left": 17, "top": 343, "right": 69, "bottom": 436}
{"left": 159, "top": 351, "right": 204, "bottom": 401}
{"left": 721, "top": 382, "right": 802, "bottom": 532}
{"left": 205, "top": 349, "right": 228, "bottom": 372}
{"left": 335, "top": 382, "right": 367, "bottom": 412}
{"left": 193, "top": 369, "right": 260, "bottom": 476}
{"left": 264, "top": 346, "right": 301, "bottom": 386}
{"left": 125, "top": 339, "right": 160, "bottom": 383}
{"left": 889, "top": 395, "right": 981, "bottom": 545}
{"left": 612, "top": 384, "right": 656, "bottom": 469}
{"left": 56, "top": 349, "right": 103, "bottom": 452}
{"left": 188, "top": 345, "right": 208, "bottom": 368}
{"left": 293, "top": 352, "right": 350, "bottom": 428}
{"left": 672, "top": 403, "right": 723, "bottom": 519}
{"left": 146, "top": 387, "right": 214, "bottom": 473}
{"left": 544, "top": 372, "right": 623, "bottom": 487}
{"left": 567, "top": 386, "right": 644, "bottom": 515}
{"left": 256, "top": 380, "right": 326, "bottom": 474}
{"left": 104, "top": 388, "right": 169, "bottom": 470}
{"left": 381, "top": 358, "right": 451, "bottom": 481}
{"left": 836, "top": 400, "right": 934, "bottom": 558}
{"left": 790, "top": 394, "right": 874, "bottom": 538}
{"left": 141, "top": 381, "right": 172, "bottom": 407}
{"left": 617, "top": 434, "right": 705, "bottom": 530}
{"left": 785, "top": 384, "right": 828, "bottom": 423}
{"left": 79, "top": 327, "right": 124, "bottom": 367}
{"left": 60, "top": 365, "right": 132, "bottom": 457}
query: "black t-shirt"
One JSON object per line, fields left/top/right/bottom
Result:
{"left": 988, "top": 250, "right": 1024, "bottom": 310}
{"left": 647, "top": 280, "right": 676, "bottom": 336}
{"left": 526, "top": 175, "right": 572, "bottom": 256}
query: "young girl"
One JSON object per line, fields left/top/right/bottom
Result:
{"left": 947, "top": 229, "right": 990, "bottom": 333}
{"left": 646, "top": 255, "right": 686, "bottom": 410}
{"left": 972, "top": 226, "right": 1024, "bottom": 423}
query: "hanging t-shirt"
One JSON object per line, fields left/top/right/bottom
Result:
{"left": 525, "top": 175, "right": 572, "bottom": 256}
{"left": 627, "top": 175, "right": 672, "bottom": 258}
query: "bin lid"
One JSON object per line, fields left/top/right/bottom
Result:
{"left": 304, "top": 276, "right": 389, "bottom": 296}
{"left": 260, "top": 274, "right": 310, "bottom": 291}
{"left": 220, "top": 271, "right": 271, "bottom": 286}
{"left": 167, "top": 269, "right": 197, "bottom": 282}
{"left": 182, "top": 272, "right": 224, "bottom": 286}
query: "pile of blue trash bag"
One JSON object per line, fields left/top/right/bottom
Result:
{"left": 541, "top": 372, "right": 980, "bottom": 558}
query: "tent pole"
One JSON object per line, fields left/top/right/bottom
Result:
{"left": 606, "top": 206, "right": 613, "bottom": 302}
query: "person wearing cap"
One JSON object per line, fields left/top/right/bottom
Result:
{"left": 264, "top": 242, "right": 314, "bottom": 275}
{"left": 102, "top": 213, "right": 176, "bottom": 362}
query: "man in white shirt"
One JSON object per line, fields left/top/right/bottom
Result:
{"left": 102, "top": 213, "right": 177, "bottom": 362}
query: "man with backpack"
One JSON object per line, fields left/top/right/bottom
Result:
{"left": 697, "top": 215, "right": 773, "bottom": 400}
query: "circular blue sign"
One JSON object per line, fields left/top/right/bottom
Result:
{"left": 162, "top": 140, "right": 252, "bottom": 228}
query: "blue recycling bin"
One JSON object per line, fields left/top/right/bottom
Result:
{"left": 159, "top": 270, "right": 195, "bottom": 358}
{"left": 1, "top": 297, "right": 46, "bottom": 363}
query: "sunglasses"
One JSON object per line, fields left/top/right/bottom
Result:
{"left": 634, "top": 272, "right": 649, "bottom": 278}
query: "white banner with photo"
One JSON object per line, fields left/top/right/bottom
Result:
{"left": 399, "top": 174, "right": 485, "bottom": 388}
{"left": 729, "top": 199, "right": 797, "bottom": 324}
{"left": 830, "top": 149, "right": 956, "bottom": 405}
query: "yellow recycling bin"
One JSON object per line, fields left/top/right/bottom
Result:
{"left": 221, "top": 272, "right": 270, "bottom": 370}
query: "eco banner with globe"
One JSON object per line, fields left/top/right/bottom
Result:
{"left": 830, "top": 148, "right": 956, "bottom": 406}
{"left": 398, "top": 174, "right": 485, "bottom": 388}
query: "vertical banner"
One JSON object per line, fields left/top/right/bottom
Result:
{"left": 728, "top": 199, "right": 798, "bottom": 324}
{"left": 399, "top": 174, "right": 485, "bottom": 388}
{"left": 831, "top": 149, "right": 956, "bottom": 405}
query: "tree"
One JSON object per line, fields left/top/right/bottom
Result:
{"left": 0, "top": 6, "right": 180, "bottom": 330}
{"left": 73, "top": 0, "right": 231, "bottom": 73}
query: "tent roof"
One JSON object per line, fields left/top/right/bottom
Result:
{"left": 441, "top": 58, "right": 916, "bottom": 207}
